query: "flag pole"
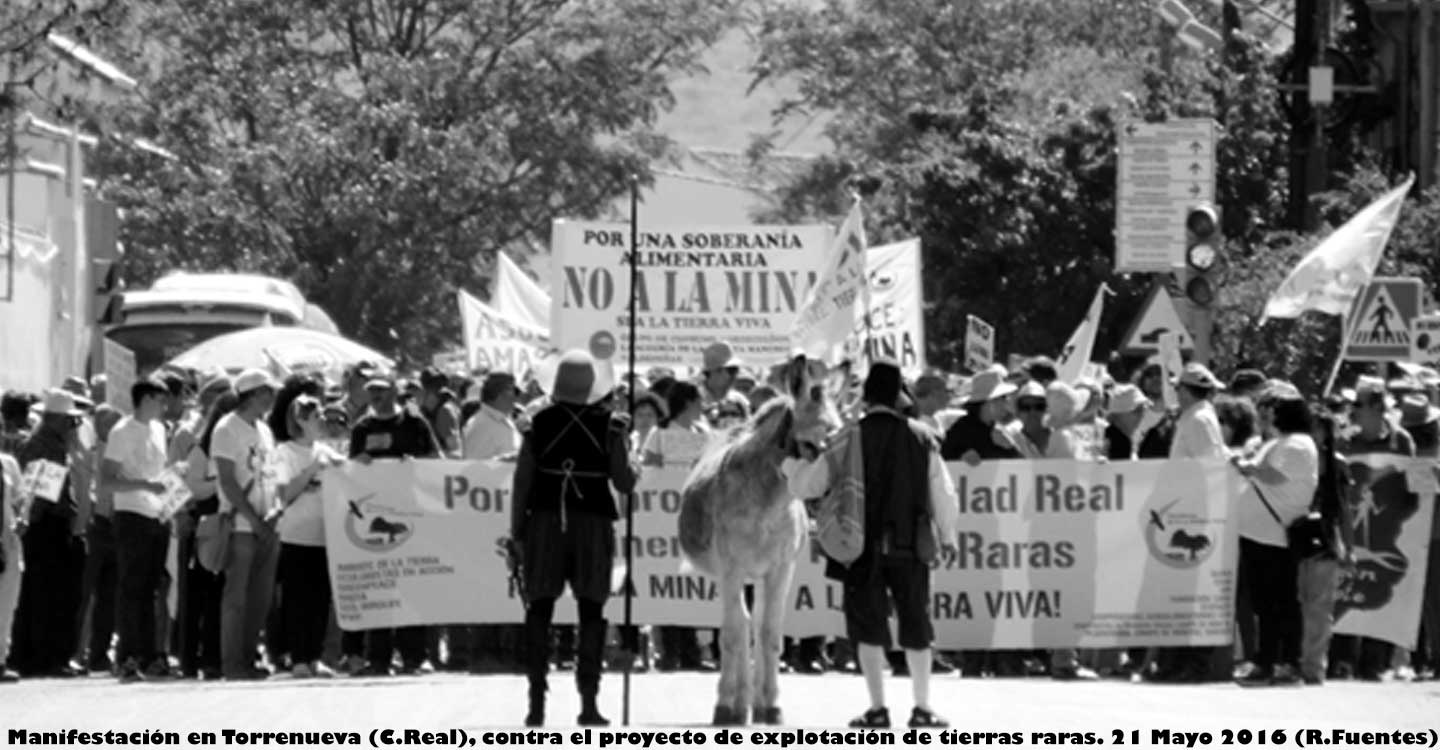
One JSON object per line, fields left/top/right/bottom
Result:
{"left": 622, "top": 174, "right": 639, "bottom": 727}
{"left": 852, "top": 192, "right": 873, "bottom": 371}
{"left": 1322, "top": 307, "right": 1354, "bottom": 397}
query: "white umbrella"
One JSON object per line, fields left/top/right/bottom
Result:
{"left": 168, "top": 327, "right": 393, "bottom": 383}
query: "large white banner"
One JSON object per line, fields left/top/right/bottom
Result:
{"left": 457, "top": 290, "right": 553, "bottom": 377}
{"left": 842, "top": 239, "right": 925, "bottom": 377}
{"left": 495, "top": 251, "right": 552, "bottom": 332}
{"left": 1332, "top": 453, "right": 1437, "bottom": 649}
{"left": 549, "top": 221, "right": 828, "bottom": 369}
{"left": 323, "top": 458, "right": 1239, "bottom": 648}
{"left": 790, "top": 201, "right": 865, "bottom": 363}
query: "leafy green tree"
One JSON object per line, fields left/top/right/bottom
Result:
{"left": 89, "top": 0, "right": 742, "bottom": 358}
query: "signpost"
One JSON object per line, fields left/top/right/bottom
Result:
{"left": 1343, "top": 278, "right": 1423, "bottom": 362}
{"left": 1115, "top": 119, "right": 1218, "bottom": 273}
{"left": 964, "top": 315, "right": 994, "bottom": 373}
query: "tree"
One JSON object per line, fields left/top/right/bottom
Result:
{"left": 88, "top": 0, "right": 743, "bottom": 359}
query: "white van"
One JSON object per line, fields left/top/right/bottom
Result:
{"left": 105, "top": 272, "right": 339, "bottom": 373}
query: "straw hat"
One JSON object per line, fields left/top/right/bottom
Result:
{"left": 965, "top": 365, "right": 1018, "bottom": 404}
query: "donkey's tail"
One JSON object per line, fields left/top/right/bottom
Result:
{"left": 676, "top": 473, "right": 717, "bottom": 577}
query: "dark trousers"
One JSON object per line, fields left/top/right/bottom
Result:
{"left": 114, "top": 512, "right": 169, "bottom": 668}
{"left": 366, "top": 626, "right": 428, "bottom": 669}
{"left": 178, "top": 531, "right": 223, "bottom": 675}
{"left": 1420, "top": 542, "right": 1440, "bottom": 670}
{"left": 1241, "top": 538, "right": 1300, "bottom": 669}
{"left": 279, "top": 544, "right": 330, "bottom": 664}
{"left": 526, "top": 597, "right": 605, "bottom": 696}
{"left": 342, "top": 629, "right": 365, "bottom": 658}
{"left": 10, "top": 512, "right": 85, "bottom": 675}
{"left": 79, "top": 516, "right": 118, "bottom": 668}
{"left": 1330, "top": 635, "right": 1394, "bottom": 677}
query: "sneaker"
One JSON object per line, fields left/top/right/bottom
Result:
{"left": 849, "top": 707, "right": 890, "bottom": 729}
{"left": 292, "top": 663, "right": 314, "bottom": 679}
{"left": 1233, "top": 661, "right": 1259, "bottom": 681}
{"left": 1271, "top": 665, "right": 1301, "bottom": 686}
{"left": 1394, "top": 665, "right": 1418, "bottom": 682}
{"left": 339, "top": 655, "right": 367, "bottom": 675}
{"left": 145, "top": 660, "right": 179, "bottom": 680}
{"left": 0, "top": 669, "right": 19, "bottom": 683}
{"left": 312, "top": 662, "right": 336, "bottom": 679}
{"left": 118, "top": 660, "right": 145, "bottom": 683}
{"left": 909, "top": 707, "right": 949, "bottom": 729}
{"left": 1053, "top": 666, "right": 1100, "bottom": 681}
{"left": 1236, "top": 666, "right": 1272, "bottom": 687}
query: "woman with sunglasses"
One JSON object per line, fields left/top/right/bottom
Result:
{"left": 273, "top": 396, "right": 346, "bottom": 678}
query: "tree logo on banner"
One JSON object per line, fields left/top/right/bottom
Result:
{"left": 344, "top": 493, "right": 418, "bottom": 554}
{"left": 1141, "top": 497, "right": 1220, "bottom": 570}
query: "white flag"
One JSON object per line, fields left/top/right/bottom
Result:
{"left": 1262, "top": 174, "right": 1415, "bottom": 322}
{"left": 1056, "top": 285, "right": 1107, "bottom": 384}
{"left": 789, "top": 200, "right": 867, "bottom": 362}
{"left": 495, "top": 252, "right": 552, "bottom": 332}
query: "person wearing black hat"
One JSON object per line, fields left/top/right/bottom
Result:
{"left": 510, "top": 350, "right": 637, "bottom": 727}
{"left": 783, "top": 359, "right": 959, "bottom": 729}
{"left": 0, "top": 391, "right": 34, "bottom": 456}
{"left": 9, "top": 389, "right": 89, "bottom": 678}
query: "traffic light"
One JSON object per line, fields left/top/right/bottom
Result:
{"left": 1183, "top": 203, "right": 1221, "bottom": 308}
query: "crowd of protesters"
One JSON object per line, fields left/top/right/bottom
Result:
{"left": 0, "top": 340, "right": 1437, "bottom": 693}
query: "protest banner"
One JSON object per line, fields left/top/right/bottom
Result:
{"left": 1331, "top": 453, "right": 1437, "bottom": 649}
{"left": 104, "top": 339, "right": 136, "bottom": 413}
{"left": 457, "top": 290, "right": 553, "bottom": 377}
{"left": 324, "top": 458, "right": 1239, "bottom": 648}
{"left": 549, "top": 220, "right": 828, "bottom": 369}
{"left": 938, "top": 458, "right": 1240, "bottom": 648}
{"left": 843, "top": 239, "right": 926, "bottom": 377}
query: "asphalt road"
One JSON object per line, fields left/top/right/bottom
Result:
{"left": 1, "top": 672, "right": 1437, "bottom": 747}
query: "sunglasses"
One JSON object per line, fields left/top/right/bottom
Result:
{"left": 1017, "top": 401, "right": 1047, "bottom": 413}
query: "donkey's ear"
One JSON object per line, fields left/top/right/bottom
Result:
{"left": 788, "top": 354, "right": 808, "bottom": 399}
{"left": 774, "top": 407, "right": 796, "bottom": 455}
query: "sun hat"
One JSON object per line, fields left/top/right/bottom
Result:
{"left": 1175, "top": 362, "right": 1225, "bottom": 391}
{"left": 553, "top": 350, "right": 614, "bottom": 405}
{"left": 1399, "top": 394, "right": 1440, "bottom": 428}
{"left": 41, "top": 389, "right": 83, "bottom": 417}
{"left": 233, "top": 369, "right": 279, "bottom": 396}
{"left": 965, "top": 364, "right": 1019, "bottom": 404}
{"left": 1258, "top": 379, "right": 1304, "bottom": 403}
{"left": 1045, "top": 381, "right": 1086, "bottom": 423}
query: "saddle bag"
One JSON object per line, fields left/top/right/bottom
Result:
{"left": 815, "top": 425, "right": 865, "bottom": 565}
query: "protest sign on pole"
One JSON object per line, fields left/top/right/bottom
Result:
{"left": 1158, "top": 331, "right": 1183, "bottom": 410}
{"left": 457, "top": 290, "right": 553, "bottom": 378}
{"left": 103, "top": 338, "right": 135, "bottom": 414}
{"left": 964, "top": 316, "right": 994, "bottom": 374}
{"left": 550, "top": 221, "right": 828, "bottom": 369}
{"left": 1330, "top": 453, "right": 1438, "bottom": 649}
{"left": 324, "top": 458, "right": 1239, "bottom": 648}
{"left": 843, "top": 239, "right": 926, "bottom": 376}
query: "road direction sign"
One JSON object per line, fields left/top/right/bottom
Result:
{"left": 1115, "top": 119, "right": 1218, "bottom": 273}
{"left": 1344, "top": 277, "right": 1423, "bottom": 362}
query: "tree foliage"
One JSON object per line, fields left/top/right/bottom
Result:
{"left": 749, "top": 0, "right": 1431, "bottom": 388}
{"left": 89, "top": 0, "right": 742, "bottom": 358}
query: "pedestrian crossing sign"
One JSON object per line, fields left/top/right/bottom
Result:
{"left": 1345, "top": 278, "right": 1423, "bottom": 362}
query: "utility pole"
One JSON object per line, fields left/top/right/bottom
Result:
{"left": 1287, "top": 0, "right": 1332, "bottom": 230}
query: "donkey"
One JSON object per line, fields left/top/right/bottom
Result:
{"left": 677, "top": 354, "right": 838, "bottom": 726}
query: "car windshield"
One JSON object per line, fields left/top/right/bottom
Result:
{"left": 106, "top": 323, "right": 251, "bottom": 375}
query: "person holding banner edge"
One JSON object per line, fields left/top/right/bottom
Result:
{"left": 509, "top": 350, "right": 638, "bottom": 728}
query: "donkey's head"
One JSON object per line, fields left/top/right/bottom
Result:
{"left": 760, "top": 353, "right": 840, "bottom": 458}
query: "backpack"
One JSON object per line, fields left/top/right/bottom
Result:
{"left": 815, "top": 423, "right": 865, "bottom": 565}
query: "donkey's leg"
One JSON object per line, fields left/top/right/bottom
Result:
{"left": 713, "top": 570, "right": 751, "bottom": 726}
{"left": 753, "top": 560, "right": 795, "bottom": 725}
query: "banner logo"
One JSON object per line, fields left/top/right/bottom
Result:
{"left": 344, "top": 494, "right": 419, "bottom": 554}
{"left": 1142, "top": 497, "right": 1217, "bottom": 570}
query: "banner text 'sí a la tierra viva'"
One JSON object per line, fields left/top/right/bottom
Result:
{"left": 323, "top": 458, "right": 1243, "bottom": 649}
{"left": 549, "top": 221, "right": 828, "bottom": 369}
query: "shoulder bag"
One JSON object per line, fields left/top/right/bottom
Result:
{"left": 1248, "top": 479, "right": 1329, "bottom": 560}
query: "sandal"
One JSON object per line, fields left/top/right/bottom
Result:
{"left": 849, "top": 707, "right": 891, "bottom": 728}
{"left": 909, "top": 707, "right": 950, "bottom": 728}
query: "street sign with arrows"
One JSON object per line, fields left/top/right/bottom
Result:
{"left": 1115, "top": 119, "right": 1218, "bottom": 273}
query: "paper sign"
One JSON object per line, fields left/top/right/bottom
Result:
{"left": 1409, "top": 313, "right": 1440, "bottom": 364}
{"left": 156, "top": 467, "right": 193, "bottom": 521}
{"left": 104, "top": 339, "right": 136, "bottom": 414}
{"left": 965, "top": 315, "right": 995, "bottom": 373}
{"left": 22, "top": 459, "right": 68, "bottom": 504}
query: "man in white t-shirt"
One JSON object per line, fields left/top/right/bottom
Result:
{"left": 211, "top": 369, "right": 280, "bottom": 680}
{"left": 100, "top": 378, "right": 173, "bottom": 682}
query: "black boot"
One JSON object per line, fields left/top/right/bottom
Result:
{"left": 576, "top": 618, "right": 609, "bottom": 726}
{"left": 523, "top": 606, "right": 553, "bottom": 727}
